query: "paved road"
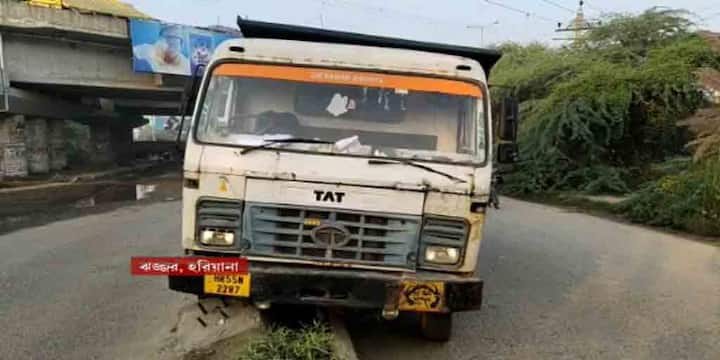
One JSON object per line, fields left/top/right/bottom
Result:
{"left": 0, "top": 196, "right": 193, "bottom": 360}
{"left": 1, "top": 191, "right": 718, "bottom": 359}
{"left": 350, "top": 198, "right": 720, "bottom": 359}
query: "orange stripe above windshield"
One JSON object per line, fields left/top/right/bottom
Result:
{"left": 213, "top": 63, "right": 482, "bottom": 98}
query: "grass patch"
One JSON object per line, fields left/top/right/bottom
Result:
{"left": 239, "top": 321, "right": 339, "bottom": 360}
{"left": 509, "top": 163, "right": 720, "bottom": 240}
{"left": 515, "top": 192, "right": 621, "bottom": 216}
{"left": 618, "top": 158, "right": 720, "bottom": 237}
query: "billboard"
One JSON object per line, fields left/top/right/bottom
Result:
{"left": 130, "top": 19, "right": 239, "bottom": 76}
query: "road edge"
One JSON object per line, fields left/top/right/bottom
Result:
{"left": 503, "top": 195, "right": 720, "bottom": 245}
{"left": 329, "top": 311, "right": 359, "bottom": 360}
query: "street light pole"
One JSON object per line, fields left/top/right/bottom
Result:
{"left": 319, "top": 0, "right": 328, "bottom": 28}
{"left": 467, "top": 20, "right": 499, "bottom": 47}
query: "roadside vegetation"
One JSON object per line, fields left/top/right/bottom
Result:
{"left": 618, "top": 108, "right": 720, "bottom": 236}
{"left": 491, "top": 8, "right": 720, "bottom": 237}
{"left": 239, "top": 322, "right": 339, "bottom": 360}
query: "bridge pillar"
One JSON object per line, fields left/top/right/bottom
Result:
{"left": 25, "top": 117, "right": 50, "bottom": 174}
{"left": 87, "top": 121, "right": 134, "bottom": 166}
{"left": 48, "top": 119, "right": 67, "bottom": 170}
{"left": 0, "top": 114, "right": 28, "bottom": 178}
{"left": 1, "top": 115, "right": 140, "bottom": 177}
{"left": 0, "top": 116, "right": 71, "bottom": 176}
{"left": 88, "top": 123, "right": 113, "bottom": 165}
{"left": 110, "top": 122, "right": 134, "bottom": 166}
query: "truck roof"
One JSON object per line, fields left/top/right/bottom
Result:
{"left": 235, "top": 18, "right": 502, "bottom": 77}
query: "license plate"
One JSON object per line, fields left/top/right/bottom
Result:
{"left": 203, "top": 274, "right": 251, "bottom": 297}
{"left": 398, "top": 281, "right": 445, "bottom": 312}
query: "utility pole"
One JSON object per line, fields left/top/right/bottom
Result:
{"left": 554, "top": 1, "right": 597, "bottom": 46}
{"left": 467, "top": 20, "right": 499, "bottom": 47}
{"left": 319, "top": 0, "right": 327, "bottom": 28}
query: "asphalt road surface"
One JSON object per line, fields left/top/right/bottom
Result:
{"left": 0, "top": 185, "right": 718, "bottom": 359}
{"left": 350, "top": 198, "right": 720, "bottom": 360}
{"left": 0, "top": 178, "right": 193, "bottom": 360}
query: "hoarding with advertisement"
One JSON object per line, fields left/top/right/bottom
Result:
{"left": 130, "top": 19, "right": 239, "bottom": 76}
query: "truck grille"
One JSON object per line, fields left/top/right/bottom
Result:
{"left": 244, "top": 203, "right": 421, "bottom": 269}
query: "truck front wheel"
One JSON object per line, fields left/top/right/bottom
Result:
{"left": 420, "top": 312, "right": 453, "bottom": 341}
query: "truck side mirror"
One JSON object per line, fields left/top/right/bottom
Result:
{"left": 498, "top": 97, "right": 519, "bottom": 142}
{"left": 497, "top": 143, "right": 519, "bottom": 164}
{"left": 176, "top": 64, "right": 206, "bottom": 150}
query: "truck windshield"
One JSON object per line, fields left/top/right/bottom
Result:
{"left": 195, "top": 63, "right": 486, "bottom": 164}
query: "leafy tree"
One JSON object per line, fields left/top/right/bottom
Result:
{"left": 493, "top": 8, "right": 719, "bottom": 195}
{"left": 583, "top": 8, "right": 694, "bottom": 60}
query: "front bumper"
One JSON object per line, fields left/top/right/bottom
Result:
{"left": 169, "top": 261, "right": 483, "bottom": 313}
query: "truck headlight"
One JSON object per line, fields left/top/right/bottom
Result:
{"left": 200, "top": 229, "right": 235, "bottom": 246}
{"left": 419, "top": 217, "right": 469, "bottom": 268}
{"left": 196, "top": 199, "right": 243, "bottom": 248}
{"left": 424, "top": 246, "right": 460, "bottom": 264}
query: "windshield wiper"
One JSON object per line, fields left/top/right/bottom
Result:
{"left": 240, "top": 138, "right": 333, "bottom": 155}
{"left": 368, "top": 159, "right": 467, "bottom": 183}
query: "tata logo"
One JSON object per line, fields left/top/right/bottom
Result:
{"left": 314, "top": 190, "right": 346, "bottom": 203}
{"left": 310, "top": 223, "right": 352, "bottom": 248}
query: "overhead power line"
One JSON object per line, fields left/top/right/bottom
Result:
{"left": 316, "top": 0, "right": 475, "bottom": 28}
{"left": 483, "top": 0, "right": 557, "bottom": 23}
{"left": 582, "top": 1, "right": 607, "bottom": 14}
{"left": 538, "top": 0, "right": 575, "bottom": 14}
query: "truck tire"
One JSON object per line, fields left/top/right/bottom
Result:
{"left": 420, "top": 312, "right": 453, "bottom": 341}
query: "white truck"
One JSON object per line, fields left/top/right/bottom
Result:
{"left": 169, "top": 19, "right": 518, "bottom": 341}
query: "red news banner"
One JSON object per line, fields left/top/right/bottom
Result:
{"left": 131, "top": 257, "right": 248, "bottom": 276}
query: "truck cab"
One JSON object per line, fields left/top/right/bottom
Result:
{"left": 169, "top": 20, "right": 512, "bottom": 341}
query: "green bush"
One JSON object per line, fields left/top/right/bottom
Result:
{"left": 494, "top": 9, "right": 718, "bottom": 195}
{"left": 240, "top": 322, "right": 339, "bottom": 360}
{"left": 618, "top": 157, "right": 720, "bottom": 236}
{"left": 503, "top": 163, "right": 630, "bottom": 194}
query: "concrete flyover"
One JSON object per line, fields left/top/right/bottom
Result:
{"left": 0, "top": 0, "right": 187, "bottom": 176}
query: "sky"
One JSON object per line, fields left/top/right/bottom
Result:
{"left": 124, "top": 0, "right": 720, "bottom": 47}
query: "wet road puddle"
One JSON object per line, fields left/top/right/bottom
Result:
{"left": 72, "top": 183, "right": 175, "bottom": 208}
{"left": 0, "top": 173, "right": 181, "bottom": 233}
